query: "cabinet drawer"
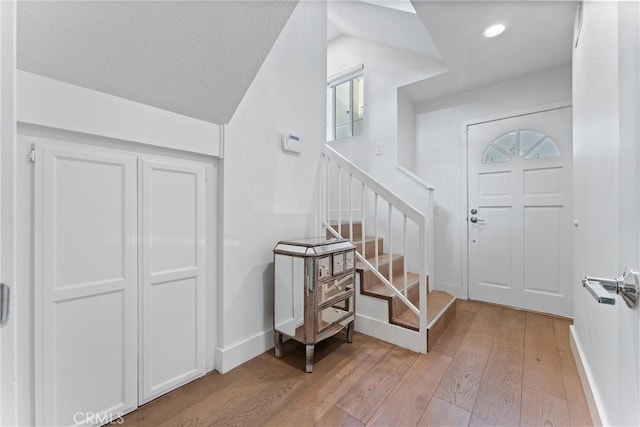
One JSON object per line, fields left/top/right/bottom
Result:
{"left": 316, "top": 274, "right": 354, "bottom": 308}
{"left": 317, "top": 293, "right": 354, "bottom": 334}
{"left": 317, "top": 255, "right": 331, "bottom": 279}
{"left": 345, "top": 250, "right": 355, "bottom": 270}
{"left": 333, "top": 252, "right": 344, "bottom": 274}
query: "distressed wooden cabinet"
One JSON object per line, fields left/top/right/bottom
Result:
{"left": 273, "top": 237, "right": 356, "bottom": 372}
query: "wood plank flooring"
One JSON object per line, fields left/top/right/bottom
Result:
{"left": 123, "top": 300, "right": 592, "bottom": 427}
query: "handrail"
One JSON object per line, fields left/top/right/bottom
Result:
{"left": 396, "top": 165, "right": 435, "bottom": 192}
{"left": 322, "top": 145, "right": 425, "bottom": 224}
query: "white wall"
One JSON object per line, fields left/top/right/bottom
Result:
{"left": 572, "top": 2, "right": 639, "bottom": 425}
{"left": 217, "top": 0, "right": 327, "bottom": 373}
{"left": 397, "top": 88, "right": 416, "bottom": 170}
{"left": 326, "top": 35, "right": 445, "bottom": 188}
{"left": 17, "top": 71, "right": 221, "bottom": 157}
{"left": 414, "top": 65, "right": 571, "bottom": 297}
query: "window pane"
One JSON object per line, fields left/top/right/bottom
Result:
{"left": 482, "top": 145, "right": 512, "bottom": 164}
{"left": 519, "top": 130, "right": 546, "bottom": 157}
{"left": 353, "top": 77, "right": 364, "bottom": 136}
{"left": 335, "top": 81, "right": 351, "bottom": 139}
{"left": 524, "top": 137, "right": 560, "bottom": 159}
{"left": 492, "top": 131, "right": 517, "bottom": 157}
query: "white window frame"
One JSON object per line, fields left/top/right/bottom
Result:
{"left": 327, "top": 64, "right": 364, "bottom": 141}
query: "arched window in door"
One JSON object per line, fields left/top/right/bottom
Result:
{"left": 482, "top": 129, "right": 560, "bottom": 164}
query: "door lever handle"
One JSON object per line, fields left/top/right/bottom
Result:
{"left": 470, "top": 216, "right": 484, "bottom": 223}
{"left": 582, "top": 268, "right": 640, "bottom": 308}
{"left": 0, "top": 283, "right": 9, "bottom": 326}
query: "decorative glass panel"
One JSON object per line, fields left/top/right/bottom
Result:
{"left": 482, "top": 145, "right": 512, "bottom": 164}
{"left": 519, "top": 130, "right": 546, "bottom": 157}
{"left": 492, "top": 132, "right": 517, "bottom": 157}
{"left": 524, "top": 137, "right": 560, "bottom": 159}
{"left": 481, "top": 129, "right": 560, "bottom": 163}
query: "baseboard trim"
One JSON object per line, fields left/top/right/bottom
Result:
{"left": 569, "top": 325, "right": 605, "bottom": 426}
{"left": 215, "top": 329, "right": 273, "bottom": 374}
{"left": 355, "top": 314, "right": 426, "bottom": 353}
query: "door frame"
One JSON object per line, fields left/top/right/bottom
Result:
{"left": 0, "top": 2, "right": 17, "bottom": 426}
{"left": 460, "top": 100, "right": 572, "bottom": 302}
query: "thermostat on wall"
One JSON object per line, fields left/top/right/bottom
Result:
{"left": 282, "top": 132, "right": 302, "bottom": 154}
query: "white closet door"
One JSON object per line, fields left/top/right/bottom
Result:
{"left": 139, "top": 158, "right": 206, "bottom": 404}
{"left": 34, "top": 143, "right": 137, "bottom": 426}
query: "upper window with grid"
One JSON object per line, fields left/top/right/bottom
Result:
{"left": 327, "top": 64, "right": 364, "bottom": 141}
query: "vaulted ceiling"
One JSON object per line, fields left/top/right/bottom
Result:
{"left": 17, "top": 1, "right": 297, "bottom": 124}
{"left": 17, "top": 1, "right": 577, "bottom": 124}
{"left": 405, "top": 0, "right": 577, "bottom": 102}
{"left": 327, "top": 0, "right": 576, "bottom": 104}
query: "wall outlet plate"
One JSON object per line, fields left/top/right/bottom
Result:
{"left": 375, "top": 143, "right": 383, "bottom": 155}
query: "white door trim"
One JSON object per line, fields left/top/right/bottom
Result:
{"left": 460, "top": 100, "right": 572, "bottom": 303}
{"left": 0, "top": 2, "right": 17, "bottom": 426}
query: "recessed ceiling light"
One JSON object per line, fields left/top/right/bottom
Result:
{"left": 483, "top": 24, "right": 506, "bottom": 38}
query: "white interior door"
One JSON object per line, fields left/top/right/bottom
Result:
{"left": 34, "top": 143, "right": 138, "bottom": 426}
{"left": 139, "top": 157, "right": 206, "bottom": 404}
{"left": 572, "top": 2, "right": 640, "bottom": 424}
{"left": 0, "top": 2, "right": 16, "bottom": 426}
{"left": 467, "top": 107, "right": 573, "bottom": 317}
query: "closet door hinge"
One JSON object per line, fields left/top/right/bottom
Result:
{"left": 29, "top": 148, "right": 36, "bottom": 163}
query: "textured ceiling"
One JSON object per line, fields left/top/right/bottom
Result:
{"left": 18, "top": 1, "right": 297, "bottom": 124}
{"left": 327, "top": 0, "right": 441, "bottom": 60}
{"left": 404, "top": 0, "right": 576, "bottom": 103}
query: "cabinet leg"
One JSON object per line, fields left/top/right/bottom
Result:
{"left": 274, "top": 331, "right": 283, "bottom": 358}
{"left": 346, "top": 321, "right": 354, "bottom": 343}
{"left": 305, "top": 344, "right": 314, "bottom": 373}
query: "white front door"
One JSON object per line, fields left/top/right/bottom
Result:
{"left": 467, "top": 107, "right": 573, "bottom": 317}
{"left": 34, "top": 143, "right": 138, "bottom": 426}
{"left": 138, "top": 158, "right": 206, "bottom": 404}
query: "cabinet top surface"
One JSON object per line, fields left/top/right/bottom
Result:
{"left": 273, "top": 237, "right": 355, "bottom": 256}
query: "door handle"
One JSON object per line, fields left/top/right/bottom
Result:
{"left": 470, "top": 216, "right": 485, "bottom": 223}
{"left": 582, "top": 268, "right": 640, "bottom": 308}
{"left": 0, "top": 283, "right": 9, "bottom": 326}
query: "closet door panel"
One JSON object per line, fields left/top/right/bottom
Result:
{"left": 139, "top": 158, "right": 206, "bottom": 404}
{"left": 35, "top": 143, "right": 137, "bottom": 426}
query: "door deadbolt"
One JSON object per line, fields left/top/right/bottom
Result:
{"left": 470, "top": 208, "right": 477, "bottom": 215}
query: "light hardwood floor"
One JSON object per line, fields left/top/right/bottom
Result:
{"left": 123, "top": 300, "right": 593, "bottom": 426}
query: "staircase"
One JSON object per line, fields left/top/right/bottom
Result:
{"left": 326, "top": 221, "right": 456, "bottom": 351}
{"left": 319, "top": 143, "right": 457, "bottom": 352}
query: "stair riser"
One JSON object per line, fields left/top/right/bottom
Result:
{"left": 326, "top": 223, "right": 362, "bottom": 240}
{"left": 356, "top": 239, "right": 383, "bottom": 258}
{"left": 361, "top": 257, "right": 405, "bottom": 290}
{"left": 391, "top": 282, "right": 420, "bottom": 318}
{"left": 427, "top": 301, "right": 457, "bottom": 351}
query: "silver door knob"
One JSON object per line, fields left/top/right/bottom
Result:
{"left": 470, "top": 216, "right": 485, "bottom": 223}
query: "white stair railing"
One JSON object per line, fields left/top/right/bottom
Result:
{"left": 319, "top": 144, "right": 434, "bottom": 353}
